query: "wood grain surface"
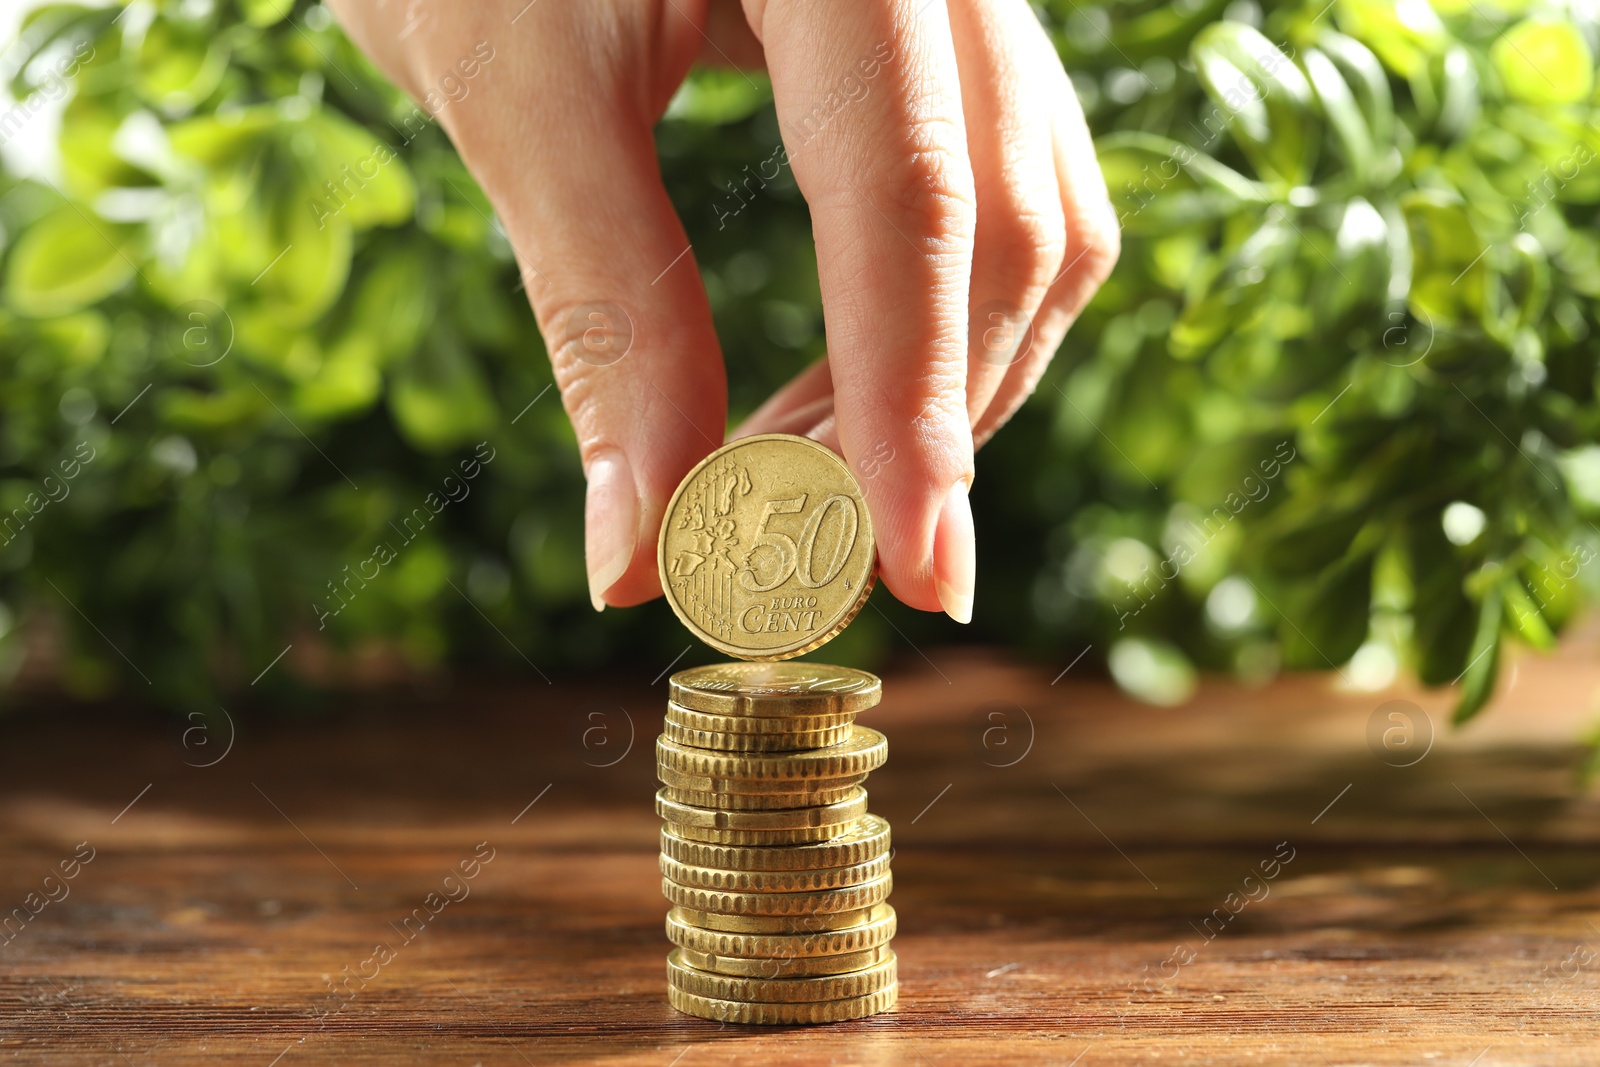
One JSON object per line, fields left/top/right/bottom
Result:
{"left": 1, "top": 640, "right": 1597, "bottom": 1065}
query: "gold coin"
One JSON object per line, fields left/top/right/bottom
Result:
{"left": 672, "top": 905, "right": 878, "bottom": 933}
{"left": 666, "top": 903, "right": 897, "bottom": 958}
{"left": 668, "top": 949, "right": 897, "bottom": 1002}
{"left": 673, "top": 943, "right": 891, "bottom": 979}
{"left": 656, "top": 788, "right": 867, "bottom": 831}
{"left": 662, "top": 872, "right": 892, "bottom": 916}
{"left": 659, "top": 814, "right": 890, "bottom": 871}
{"left": 668, "top": 662, "right": 882, "bottom": 717}
{"left": 657, "top": 435, "right": 876, "bottom": 661}
{"left": 656, "top": 764, "right": 869, "bottom": 797}
{"left": 663, "top": 820, "right": 858, "bottom": 847}
{"left": 659, "top": 852, "right": 891, "bottom": 893}
{"left": 660, "top": 784, "right": 862, "bottom": 811}
{"left": 655, "top": 727, "right": 886, "bottom": 781}
{"left": 668, "top": 983, "right": 897, "bottom": 1025}
{"left": 662, "top": 719, "right": 855, "bottom": 752}
{"left": 666, "top": 701, "right": 857, "bottom": 734}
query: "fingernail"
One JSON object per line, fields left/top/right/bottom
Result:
{"left": 933, "top": 479, "right": 975, "bottom": 624}
{"left": 584, "top": 450, "right": 639, "bottom": 612}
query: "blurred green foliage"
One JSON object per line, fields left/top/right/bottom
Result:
{"left": 2, "top": 0, "right": 1599, "bottom": 720}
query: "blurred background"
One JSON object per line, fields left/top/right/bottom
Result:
{"left": 1, "top": 0, "right": 1599, "bottom": 733}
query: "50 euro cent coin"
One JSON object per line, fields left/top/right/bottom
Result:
{"left": 659, "top": 782, "right": 863, "bottom": 811}
{"left": 661, "top": 871, "right": 892, "bottom": 916}
{"left": 659, "top": 813, "right": 890, "bottom": 871}
{"left": 664, "top": 701, "right": 857, "bottom": 734}
{"left": 661, "top": 821, "right": 863, "bottom": 847}
{"left": 658, "top": 851, "right": 891, "bottom": 893}
{"left": 673, "top": 943, "right": 891, "bottom": 978}
{"left": 666, "top": 902, "right": 897, "bottom": 958}
{"left": 658, "top": 435, "right": 876, "bottom": 661}
{"left": 655, "top": 788, "right": 867, "bottom": 831}
{"left": 668, "top": 949, "right": 897, "bottom": 1002}
{"left": 672, "top": 905, "right": 878, "bottom": 934}
{"left": 655, "top": 763, "right": 869, "bottom": 798}
{"left": 661, "top": 719, "right": 854, "bottom": 753}
{"left": 668, "top": 662, "right": 881, "bottom": 717}
{"left": 655, "top": 726, "right": 886, "bottom": 782}
{"left": 667, "top": 984, "right": 897, "bottom": 1025}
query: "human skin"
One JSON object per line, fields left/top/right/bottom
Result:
{"left": 328, "top": 0, "right": 1119, "bottom": 623}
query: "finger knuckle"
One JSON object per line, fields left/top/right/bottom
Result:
{"left": 1065, "top": 197, "right": 1121, "bottom": 289}
{"left": 859, "top": 119, "right": 977, "bottom": 259}
{"left": 986, "top": 202, "right": 1068, "bottom": 297}
{"left": 534, "top": 300, "right": 618, "bottom": 434}
{"left": 881, "top": 362, "right": 970, "bottom": 462}
{"left": 540, "top": 297, "right": 635, "bottom": 374}
{"left": 857, "top": 351, "right": 967, "bottom": 451}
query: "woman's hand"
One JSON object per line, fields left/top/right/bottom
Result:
{"left": 329, "top": 0, "right": 1118, "bottom": 623}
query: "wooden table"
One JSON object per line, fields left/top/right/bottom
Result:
{"left": 2, "top": 640, "right": 1597, "bottom": 1065}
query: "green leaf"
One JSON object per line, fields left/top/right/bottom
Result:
{"left": 158, "top": 387, "right": 261, "bottom": 432}
{"left": 1303, "top": 48, "right": 1373, "bottom": 181}
{"left": 135, "top": 16, "right": 229, "bottom": 111}
{"left": 1192, "top": 22, "right": 1319, "bottom": 186}
{"left": 1172, "top": 433, "right": 1290, "bottom": 505}
{"left": 11, "top": 5, "right": 103, "bottom": 96}
{"left": 665, "top": 68, "right": 774, "bottom": 126}
{"left": 1498, "top": 232, "right": 1552, "bottom": 338}
{"left": 59, "top": 97, "right": 157, "bottom": 196}
{"left": 1259, "top": 504, "right": 1366, "bottom": 575}
{"left": 454, "top": 261, "right": 520, "bottom": 349}
{"left": 512, "top": 510, "right": 586, "bottom": 600}
{"left": 1492, "top": 19, "right": 1594, "bottom": 106}
{"left": 1454, "top": 582, "right": 1504, "bottom": 724}
{"left": 3, "top": 205, "right": 137, "bottom": 316}
{"left": 1435, "top": 46, "right": 1481, "bottom": 142}
{"left": 1096, "top": 133, "right": 1271, "bottom": 202}
{"left": 1097, "top": 132, "right": 1268, "bottom": 233}
{"left": 1334, "top": 0, "right": 1448, "bottom": 80}
{"left": 389, "top": 336, "right": 498, "bottom": 452}
{"left": 1170, "top": 215, "right": 1296, "bottom": 359}
{"left": 1409, "top": 520, "right": 1476, "bottom": 686}
{"left": 241, "top": 0, "right": 294, "bottom": 27}
{"left": 1326, "top": 198, "right": 1391, "bottom": 321}
{"left": 1284, "top": 551, "right": 1373, "bottom": 669}
{"left": 1193, "top": 47, "right": 1268, "bottom": 144}
{"left": 168, "top": 107, "right": 279, "bottom": 166}
{"left": 251, "top": 184, "right": 353, "bottom": 324}
{"left": 1502, "top": 577, "right": 1557, "bottom": 650}
{"left": 304, "top": 114, "right": 415, "bottom": 231}
{"left": 1314, "top": 30, "right": 1394, "bottom": 151}
{"left": 293, "top": 353, "right": 382, "bottom": 421}
{"left": 33, "top": 311, "right": 108, "bottom": 365}
{"left": 1114, "top": 0, "right": 1235, "bottom": 51}
{"left": 393, "top": 541, "right": 451, "bottom": 605}
{"left": 18, "top": 3, "right": 95, "bottom": 39}
{"left": 344, "top": 253, "right": 433, "bottom": 364}
{"left": 1402, "top": 192, "right": 1488, "bottom": 325}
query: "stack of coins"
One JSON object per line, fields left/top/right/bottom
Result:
{"left": 655, "top": 434, "right": 893, "bottom": 1024}
{"left": 657, "top": 662, "right": 897, "bottom": 1025}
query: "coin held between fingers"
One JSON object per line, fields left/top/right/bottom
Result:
{"left": 658, "top": 434, "right": 876, "bottom": 660}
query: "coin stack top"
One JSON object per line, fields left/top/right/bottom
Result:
{"left": 657, "top": 662, "right": 897, "bottom": 1025}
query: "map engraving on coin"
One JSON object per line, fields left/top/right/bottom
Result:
{"left": 658, "top": 434, "right": 876, "bottom": 660}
